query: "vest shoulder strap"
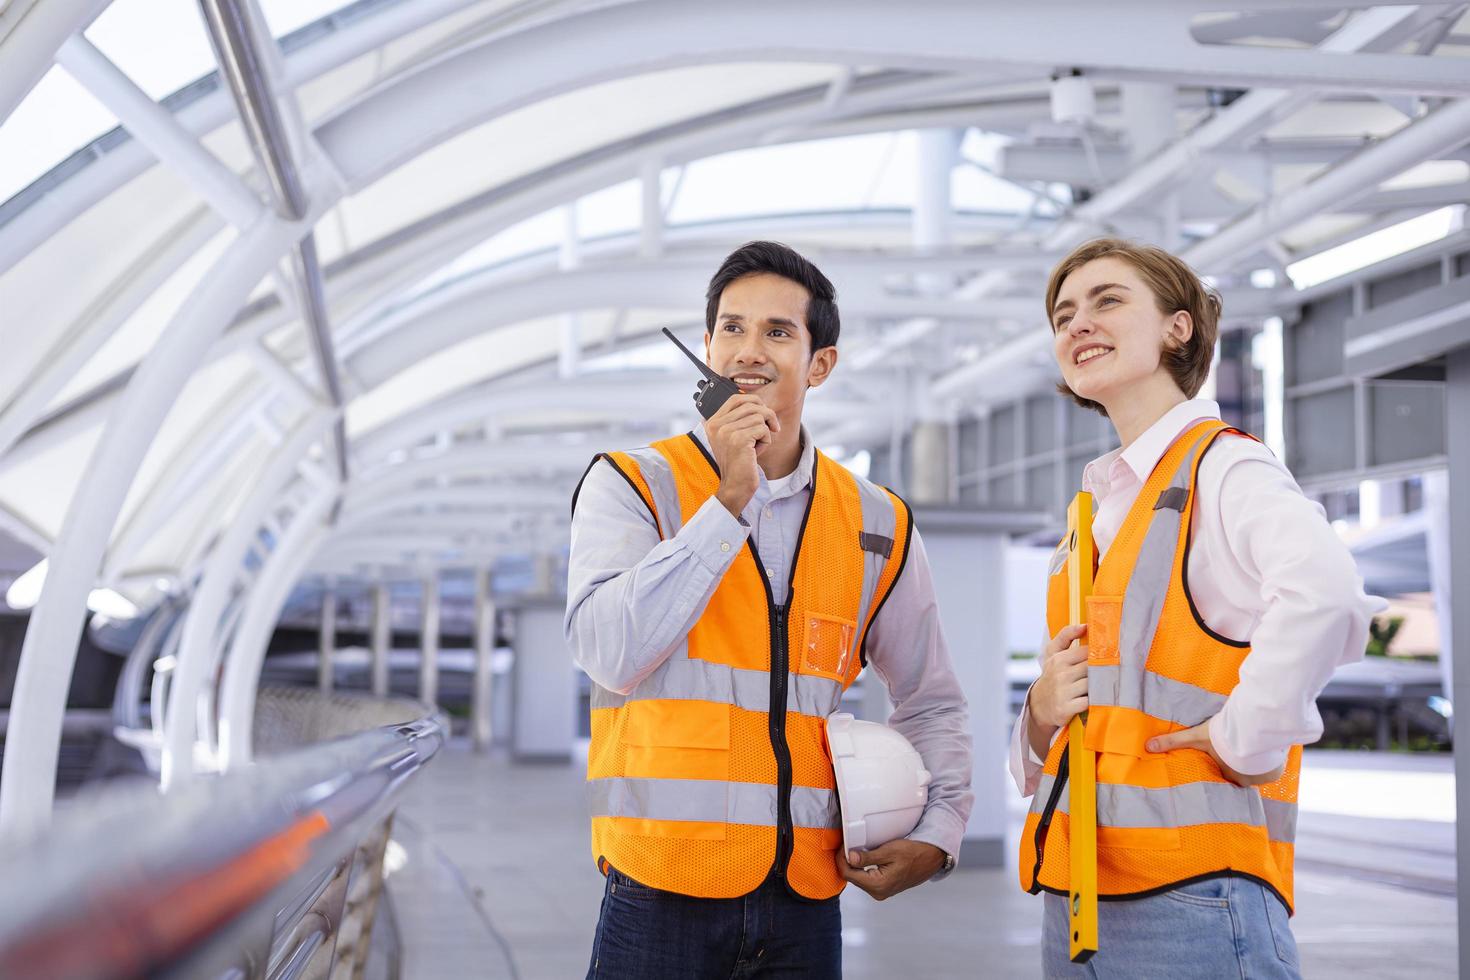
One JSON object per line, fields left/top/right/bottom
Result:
{"left": 856, "top": 481, "right": 914, "bottom": 667}
{"left": 572, "top": 451, "right": 665, "bottom": 540}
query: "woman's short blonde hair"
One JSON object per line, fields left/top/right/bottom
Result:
{"left": 1045, "top": 238, "right": 1221, "bottom": 416}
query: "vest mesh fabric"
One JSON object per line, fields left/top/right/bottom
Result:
{"left": 584, "top": 434, "right": 910, "bottom": 899}
{"left": 1019, "top": 421, "right": 1300, "bottom": 914}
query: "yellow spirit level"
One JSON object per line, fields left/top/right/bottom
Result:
{"left": 1066, "top": 492, "right": 1098, "bottom": 964}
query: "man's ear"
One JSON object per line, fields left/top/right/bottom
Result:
{"left": 703, "top": 329, "right": 712, "bottom": 366}
{"left": 807, "top": 345, "right": 838, "bottom": 388}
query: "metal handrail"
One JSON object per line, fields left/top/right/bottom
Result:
{"left": 0, "top": 707, "right": 445, "bottom": 980}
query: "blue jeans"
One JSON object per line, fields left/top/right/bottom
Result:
{"left": 586, "top": 866, "right": 841, "bottom": 979}
{"left": 1043, "top": 877, "right": 1301, "bottom": 979}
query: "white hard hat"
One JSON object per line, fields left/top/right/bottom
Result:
{"left": 826, "top": 712, "right": 932, "bottom": 855}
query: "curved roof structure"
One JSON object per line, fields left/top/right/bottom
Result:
{"left": 1, "top": 0, "right": 1468, "bottom": 828}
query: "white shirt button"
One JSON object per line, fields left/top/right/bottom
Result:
{"left": 765, "top": 567, "right": 775, "bottom": 578}
{"left": 763, "top": 506, "right": 774, "bottom": 519}
{"left": 720, "top": 541, "right": 731, "bottom": 552}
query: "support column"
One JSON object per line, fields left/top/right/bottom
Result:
{"left": 558, "top": 205, "right": 581, "bottom": 380}
{"left": 472, "top": 568, "right": 495, "bottom": 752}
{"left": 905, "top": 130, "right": 958, "bottom": 505}
{"left": 912, "top": 508, "right": 1043, "bottom": 868}
{"left": 1446, "top": 348, "right": 1470, "bottom": 980}
{"left": 419, "top": 572, "right": 440, "bottom": 707}
{"left": 908, "top": 420, "right": 952, "bottom": 505}
{"left": 511, "top": 599, "right": 577, "bottom": 764}
{"left": 318, "top": 579, "right": 336, "bottom": 693}
{"left": 371, "top": 581, "right": 390, "bottom": 697}
{"left": 1120, "top": 82, "right": 1175, "bottom": 163}
{"left": 639, "top": 157, "right": 664, "bottom": 259}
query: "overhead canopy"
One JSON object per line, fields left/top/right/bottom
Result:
{"left": 1, "top": 0, "right": 1468, "bottom": 612}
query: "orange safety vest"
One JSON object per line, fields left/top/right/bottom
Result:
{"left": 577, "top": 433, "right": 912, "bottom": 899}
{"left": 1019, "top": 419, "right": 1301, "bottom": 913}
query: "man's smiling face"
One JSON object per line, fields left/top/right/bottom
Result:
{"left": 705, "top": 272, "right": 832, "bottom": 420}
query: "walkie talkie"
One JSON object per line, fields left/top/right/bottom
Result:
{"left": 662, "top": 327, "right": 742, "bottom": 420}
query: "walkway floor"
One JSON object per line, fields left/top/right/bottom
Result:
{"left": 390, "top": 740, "right": 1456, "bottom": 978}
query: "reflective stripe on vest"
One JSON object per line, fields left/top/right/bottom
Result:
{"left": 1031, "top": 772, "right": 1298, "bottom": 844}
{"left": 1019, "top": 420, "right": 1301, "bottom": 914}
{"left": 589, "top": 778, "right": 840, "bottom": 830}
{"left": 580, "top": 432, "right": 912, "bottom": 899}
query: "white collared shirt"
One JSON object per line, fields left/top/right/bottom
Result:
{"left": 1009, "top": 399, "right": 1385, "bottom": 794}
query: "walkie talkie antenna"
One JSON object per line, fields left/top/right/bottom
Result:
{"left": 662, "top": 327, "right": 721, "bottom": 383}
{"left": 662, "top": 327, "right": 743, "bottom": 420}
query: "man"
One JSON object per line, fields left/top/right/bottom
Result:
{"left": 566, "top": 241, "right": 973, "bottom": 979}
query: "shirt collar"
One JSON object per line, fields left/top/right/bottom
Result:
{"left": 690, "top": 423, "right": 814, "bottom": 497}
{"left": 1082, "top": 398, "right": 1222, "bottom": 492}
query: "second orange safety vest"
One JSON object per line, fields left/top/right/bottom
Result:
{"left": 577, "top": 432, "right": 912, "bottom": 899}
{"left": 1019, "top": 419, "right": 1301, "bottom": 913}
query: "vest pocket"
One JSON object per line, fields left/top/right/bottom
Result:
{"left": 799, "top": 613, "right": 858, "bottom": 683}
{"left": 620, "top": 699, "right": 732, "bottom": 784}
{"left": 1085, "top": 594, "right": 1122, "bottom": 666}
{"left": 1093, "top": 754, "right": 1183, "bottom": 852}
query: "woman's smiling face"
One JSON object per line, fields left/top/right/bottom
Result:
{"left": 1051, "top": 256, "right": 1191, "bottom": 409}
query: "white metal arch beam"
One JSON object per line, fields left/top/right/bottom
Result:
{"left": 216, "top": 478, "right": 337, "bottom": 770}
{"left": 326, "top": 515, "right": 563, "bottom": 551}
{"left": 346, "top": 440, "right": 655, "bottom": 507}
{"left": 337, "top": 487, "right": 567, "bottom": 525}
{"left": 0, "top": 0, "right": 110, "bottom": 123}
{"left": 342, "top": 257, "right": 1045, "bottom": 391}
{"left": 0, "top": 0, "right": 487, "bottom": 276}
{"left": 0, "top": 171, "right": 339, "bottom": 836}
{"left": 346, "top": 373, "right": 877, "bottom": 464}
{"left": 161, "top": 409, "right": 334, "bottom": 787}
{"left": 316, "top": 0, "right": 1470, "bottom": 192}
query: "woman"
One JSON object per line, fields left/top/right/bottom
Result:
{"left": 1010, "top": 238, "right": 1382, "bottom": 979}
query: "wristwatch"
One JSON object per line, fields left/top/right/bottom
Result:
{"left": 939, "top": 851, "right": 956, "bottom": 874}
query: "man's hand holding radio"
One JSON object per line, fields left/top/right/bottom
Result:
{"left": 708, "top": 394, "right": 780, "bottom": 519}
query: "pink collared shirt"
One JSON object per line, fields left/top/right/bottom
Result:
{"left": 1009, "top": 398, "right": 1385, "bottom": 795}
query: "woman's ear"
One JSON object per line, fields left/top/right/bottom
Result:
{"left": 1168, "top": 310, "right": 1194, "bottom": 347}
{"left": 807, "top": 345, "right": 838, "bottom": 388}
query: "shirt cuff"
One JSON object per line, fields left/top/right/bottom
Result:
{"left": 907, "top": 811, "right": 965, "bottom": 879}
{"left": 1207, "top": 711, "right": 1289, "bottom": 777}
{"left": 681, "top": 496, "right": 752, "bottom": 573}
{"left": 1019, "top": 687, "right": 1047, "bottom": 767}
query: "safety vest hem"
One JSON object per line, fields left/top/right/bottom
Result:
{"left": 1029, "top": 869, "right": 1292, "bottom": 917}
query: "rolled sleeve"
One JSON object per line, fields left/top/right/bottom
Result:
{"left": 1202, "top": 451, "right": 1385, "bottom": 775}
{"left": 1008, "top": 689, "right": 1050, "bottom": 797}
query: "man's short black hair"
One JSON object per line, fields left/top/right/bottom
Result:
{"left": 704, "top": 241, "right": 840, "bottom": 352}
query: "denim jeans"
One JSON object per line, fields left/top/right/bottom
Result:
{"left": 1042, "top": 876, "right": 1302, "bottom": 979}
{"left": 586, "top": 866, "right": 841, "bottom": 979}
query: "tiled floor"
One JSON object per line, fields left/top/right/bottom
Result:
{"left": 390, "top": 741, "right": 1456, "bottom": 978}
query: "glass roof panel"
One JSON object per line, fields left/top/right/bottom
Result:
{"left": 0, "top": 164, "right": 206, "bottom": 409}
{"left": 257, "top": 0, "right": 360, "bottom": 38}
{"left": 0, "top": 66, "right": 116, "bottom": 206}
{"left": 669, "top": 132, "right": 919, "bottom": 224}
{"left": 48, "top": 224, "right": 237, "bottom": 410}
{"left": 117, "top": 349, "right": 259, "bottom": 532}
{"left": 84, "top": 0, "right": 218, "bottom": 101}
{"left": 347, "top": 313, "right": 590, "bottom": 436}
{"left": 322, "top": 62, "right": 839, "bottom": 265}
{"left": 0, "top": 424, "right": 103, "bottom": 543}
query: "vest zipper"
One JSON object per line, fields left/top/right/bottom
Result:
{"left": 1027, "top": 750, "right": 1069, "bottom": 894}
{"left": 770, "top": 602, "right": 794, "bottom": 883}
